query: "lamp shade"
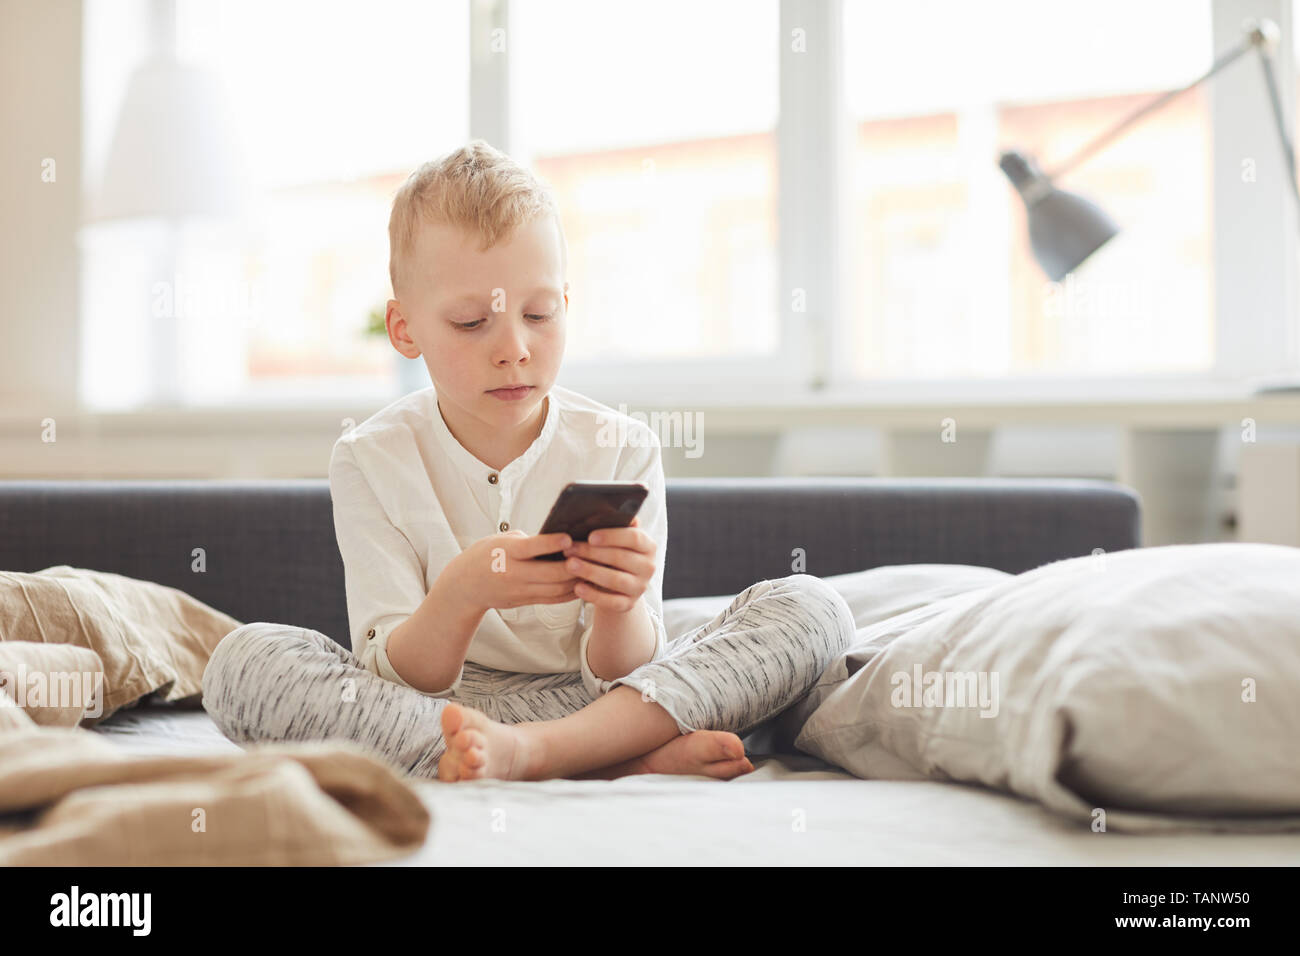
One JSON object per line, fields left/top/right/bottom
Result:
{"left": 86, "top": 55, "right": 250, "bottom": 223}
{"left": 999, "top": 151, "right": 1119, "bottom": 282}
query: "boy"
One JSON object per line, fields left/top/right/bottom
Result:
{"left": 203, "top": 141, "right": 856, "bottom": 782}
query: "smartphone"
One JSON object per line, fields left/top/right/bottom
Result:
{"left": 532, "top": 481, "right": 649, "bottom": 560}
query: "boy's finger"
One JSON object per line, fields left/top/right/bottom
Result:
{"left": 586, "top": 525, "right": 651, "bottom": 552}
{"left": 575, "top": 580, "right": 638, "bottom": 612}
{"left": 566, "top": 556, "right": 639, "bottom": 596}
{"left": 511, "top": 555, "right": 575, "bottom": 583}
{"left": 522, "top": 562, "right": 582, "bottom": 584}
{"left": 517, "top": 532, "right": 573, "bottom": 557}
{"left": 565, "top": 543, "right": 654, "bottom": 579}
{"left": 522, "top": 580, "right": 579, "bottom": 601}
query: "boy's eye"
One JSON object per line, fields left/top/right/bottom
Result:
{"left": 452, "top": 314, "right": 551, "bottom": 331}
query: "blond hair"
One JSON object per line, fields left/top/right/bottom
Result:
{"left": 387, "top": 139, "right": 566, "bottom": 296}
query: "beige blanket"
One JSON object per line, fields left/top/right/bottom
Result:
{"left": 0, "top": 567, "right": 431, "bottom": 865}
{"left": 0, "top": 565, "right": 244, "bottom": 722}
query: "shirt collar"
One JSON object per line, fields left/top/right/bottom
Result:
{"left": 429, "top": 387, "right": 559, "bottom": 482}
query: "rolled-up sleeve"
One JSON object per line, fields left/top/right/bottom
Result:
{"left": 366, "top": 618, "right": 464, "bottom": 698}
{"left": 330, "top": 437, "right": 463, "bottom": 698}
{"left": 576, "top": 427, "right": 669, "bottom": 698}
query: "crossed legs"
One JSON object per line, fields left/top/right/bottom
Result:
{"left": 203, "top": 573, "right": 855, "bottom": 782}
{"left": 438, "top": 573, "right": 856, "bottom": 781}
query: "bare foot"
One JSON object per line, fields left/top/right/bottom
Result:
{"left": 436, "top": 702, "right": 756, "bottom": 783}
{"left": 580, "top": 731, "right": 756, "bottom": 780}
{"left": 437, "top": 701, "right": 539, "bottom": 782}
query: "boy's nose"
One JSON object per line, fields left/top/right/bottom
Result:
{"left": 494, "top": 330, "right": 529, "bottom": 363}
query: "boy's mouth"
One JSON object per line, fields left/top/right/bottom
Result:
{"left": 487, "top": 385, "right": 534, "bottom": 401}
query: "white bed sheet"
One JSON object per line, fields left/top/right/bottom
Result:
{"left": 89, "top": 704, "right": 1300, "bottom": 866}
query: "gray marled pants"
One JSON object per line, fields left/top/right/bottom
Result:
{"left": 202, "top": 574, "right": 855, "bottom": 779}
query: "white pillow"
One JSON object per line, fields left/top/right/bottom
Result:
{"left": 795, "top": 544, "right": 1300, "bottom": 832}
{"left": 663, "top": 564, "right": 1012, "bottom": 642}
{"left": 663, "top": 564, "right": 1012, "bottom": 754}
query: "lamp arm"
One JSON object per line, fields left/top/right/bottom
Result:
{"left": 1045, "top": 31, "right": 1257, "bottom": 181}
{"left": 1252, "top": 42, "right": 1300, "bottom": 212}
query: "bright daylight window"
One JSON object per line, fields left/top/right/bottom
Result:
{"left": 81, "top": 0, "right": 1229, "bottom": 409}
{"left": 844, "top": 0, "right": 1215, "bottom": 381}
{"left": 81, "top": 0, "right": 468, "bottom": 409}
{"left": 510, "top": 0, "right": 780, "bottom": 366}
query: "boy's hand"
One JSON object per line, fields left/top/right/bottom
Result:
{"left": 453, "top": 530, "right": 579, "bottom": 614}
{"left": 561, "top": 516, "right": 655, "bottom": 613}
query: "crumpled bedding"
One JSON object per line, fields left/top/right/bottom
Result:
{"left": 0, "top": 718, "right": 429, "bottom": 865}
{"left": 0, "top": 612, "right": 429, "bottom": 864}
{"left": 795, "top": 544, "right": 1300, "bottom": 832}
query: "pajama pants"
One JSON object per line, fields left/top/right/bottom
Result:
{"left": 201, "top": 573, "right": 856, "bottom": 780}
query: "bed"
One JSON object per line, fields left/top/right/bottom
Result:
{"left": 6, "top": 477, "right": 1299, "bottom": 865}
{"left": 87, "top": 702, "right": 1300, "bottom": 865}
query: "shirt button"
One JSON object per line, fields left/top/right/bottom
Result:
{"left": 488, "top": 473, "right": 498, "bottom": 484}
{"left": 499, "top": 521, "right": 509, "bottom": 532}
{"left": 367, "top": 627, "right": 376, "bottom": 639}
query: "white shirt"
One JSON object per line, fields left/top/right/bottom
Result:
{"left": 328, "top": 383, "right": 669, "bottom": 700}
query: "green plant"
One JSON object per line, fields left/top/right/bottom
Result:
{"left": 365, "top": 304, "right": 387, "bottom": 337}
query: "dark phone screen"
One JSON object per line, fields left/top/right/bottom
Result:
{"left": 533, "top": 482, "right": 648, "bottom": 560}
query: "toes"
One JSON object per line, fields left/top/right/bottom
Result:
{"left": 441, "top": 702, "right": 463, "bottom": 736}
{"left": 704, "top": 758, "right": 755, "bottom": 780}
{"left": 457, "top": 705, "right": 485, "bottom": 732}
{"left": 460, "top": 748, "right": 487, "bottom": 778}
{"left": 435, "top": 703, "right": 505, "bottom": 782}
{"left": 696, "top": 730, "right": 744, "bottom": 762}
{"left": 728, "top": 759, "right": 756, "bottom": 778}
{"left": 452, "top": 728, "right": 485, "bottom": 753}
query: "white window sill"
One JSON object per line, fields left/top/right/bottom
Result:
{"left": 7, "top": 373, "right": 1300, "bottom": 436}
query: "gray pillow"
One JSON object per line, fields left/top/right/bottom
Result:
{"left": 662, "top": 564, "right": 1011, "bottom": 755}
{"left": 796, "top": 543, "right": 1300, "bottom": 832}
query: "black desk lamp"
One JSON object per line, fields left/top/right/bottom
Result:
{"left": 1000, "top": 18, "right": 1298, "bottom": 283}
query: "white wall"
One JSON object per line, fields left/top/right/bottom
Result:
{"left": 0, "top": 0, "right": 83, "bottom": 418}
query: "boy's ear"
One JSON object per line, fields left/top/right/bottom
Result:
{"left": 386, "top": 298, "right": 421, "bottom": 358}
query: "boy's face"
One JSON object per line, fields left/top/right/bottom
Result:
{"left": 386, "top": 213, "right": 568, "bottom": 445}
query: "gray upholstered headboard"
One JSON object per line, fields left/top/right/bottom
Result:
{"left": 0, "top": 477, "right": 1140, "bottom": 650}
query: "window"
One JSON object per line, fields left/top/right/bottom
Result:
{"left": 844, "top": 0, "right": 1215, "bottom": 381}
{"left": 510, "top": 0, "right": 780, "bottom": 367}
{"left": 77, "top": 0, "right": 1295, "bottom": 410}
{"left": 81, "top": 0, "right": 468, "bottom": 408}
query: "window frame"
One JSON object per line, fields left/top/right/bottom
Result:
{"left": 477, "top": 0, "right": 1300, "bottom": 404}
{"left": 90, "top": 0, "right": 1299, "bottom": 409}
{"left": 472, "top": 0, "right": 802, "bottom": 398}
{"left": 1211, "top": 0, "right": 1299, "bottom": 384}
